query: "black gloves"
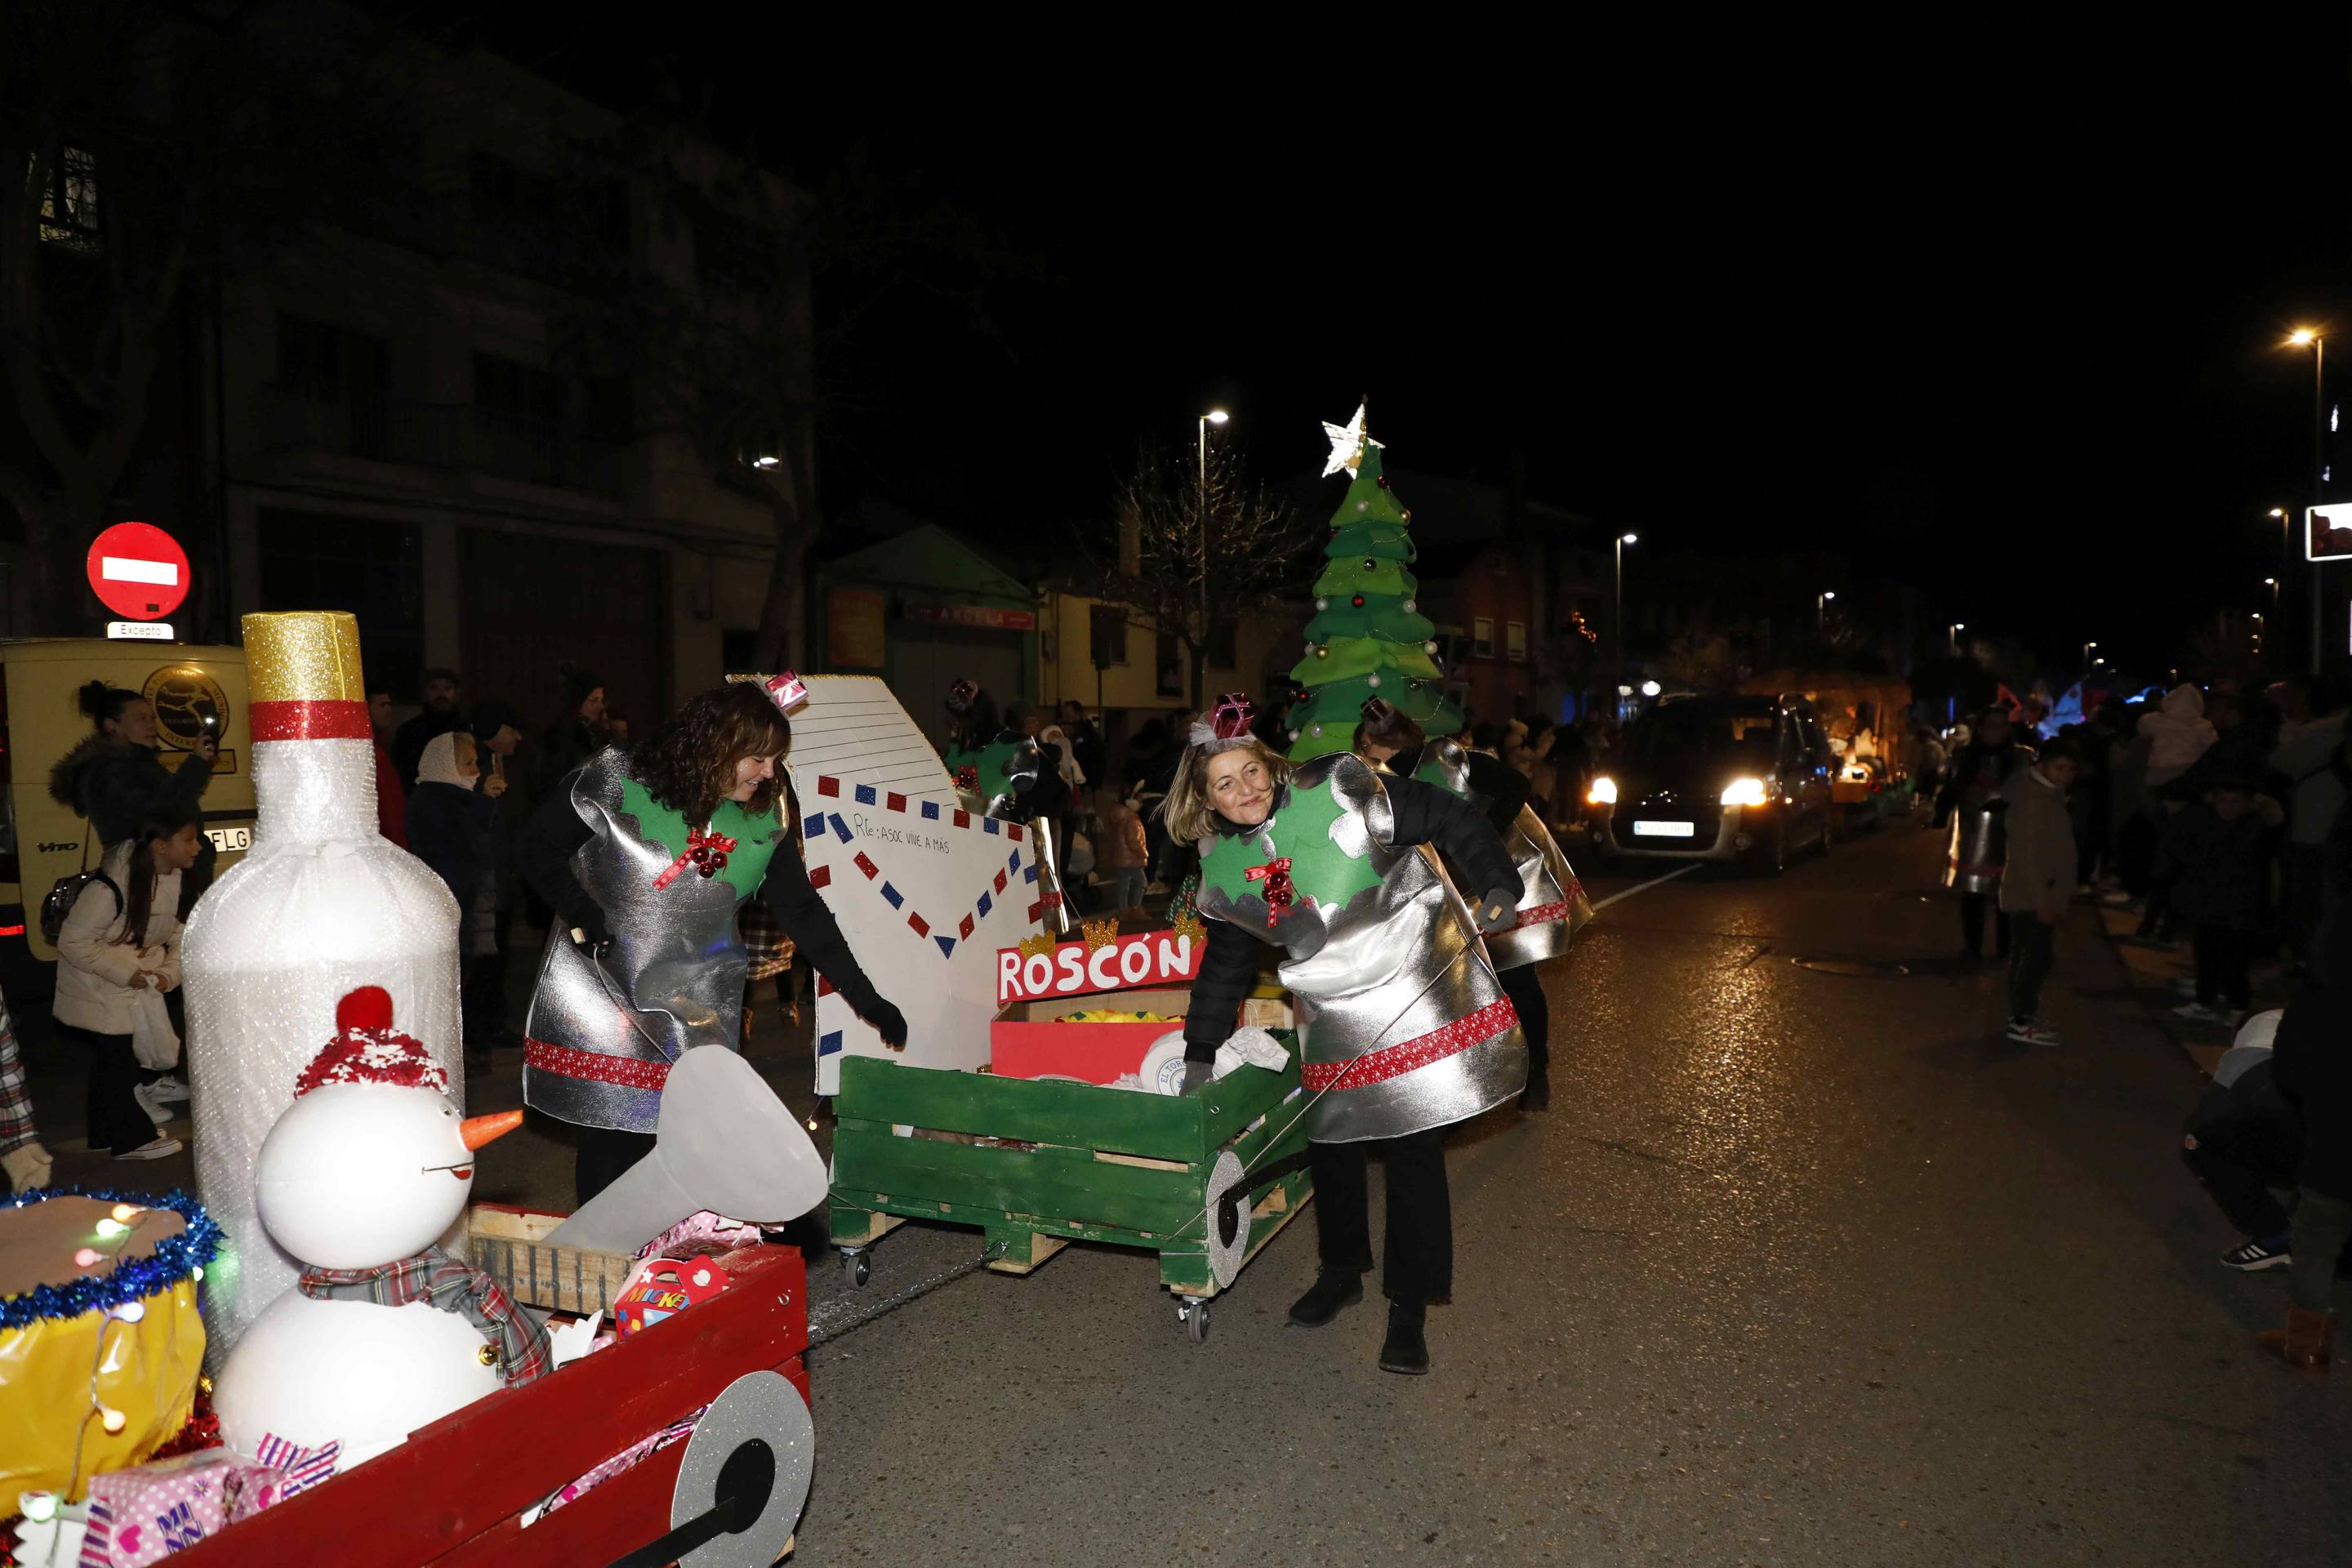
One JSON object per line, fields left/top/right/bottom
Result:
{"left": 859, "top": 996, "right": 908, "bottom": 1050}
{"left": 1474, "top": 887, "right": 1519, "bottom": 935}
{"left": 568, "top": 910, "right": 615, "bottom": 955}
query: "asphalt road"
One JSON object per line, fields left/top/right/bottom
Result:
{"left": 27, "top": 814, "right": 2352, "bottom": 1563}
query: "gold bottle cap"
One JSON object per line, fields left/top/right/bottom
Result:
{"left": 243, "top": 612, "right": 368, "bottom": 738}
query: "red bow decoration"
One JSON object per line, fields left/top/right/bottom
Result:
{"left": 1244, "top": 855, "right": 1295, "bottom": 928}
{"left": 1211, "top": 693, "right": 1255, "bottom": 741}
{"left": 954, "top": 764, "right": 979, "bottom": 791}
{"left": 654, "top": 826, "right": 739, "bottom": 890}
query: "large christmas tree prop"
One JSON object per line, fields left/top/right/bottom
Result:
{"left": 1286, "top": 407, "right": 1460, "bottom": 759}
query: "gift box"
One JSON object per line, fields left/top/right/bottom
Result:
{"left": 991, "top": 987, "right": 1292, "bottom": 1084}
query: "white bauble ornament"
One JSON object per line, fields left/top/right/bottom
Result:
{"left": 1402, "top": 599, "right": 1417, "bottom": 613}
{"left": 1356, "top": 501, "right": 1370, "bottom": 512}
{"left": 1366, "top": 674, "right": 1381, "bottom": 688}
{"left": 1311, "top": 724, "right": 1324, "bottom": 737}
{"left": 1315, "top": 597, "right": 1329, "bottom": 612}
{"left": 1426, "top": 640, "right": 1439, "bottom": 655}
{"left": 1288, "top": 728, "right": 1300, "bottom": 740}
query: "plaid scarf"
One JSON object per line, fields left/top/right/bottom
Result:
{"left": 299, "top": 1245, "right": 552, "bottom": 1386}
{"left": 0, "top": 999, "right": 37, "bottom": 1155}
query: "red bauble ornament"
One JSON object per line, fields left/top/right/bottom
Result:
{"left": 1352, "top": 595, "right": 1366, "bottom": 608}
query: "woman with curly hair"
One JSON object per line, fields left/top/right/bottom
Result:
{"left": 517, "top": 679, "right": 906, "bottom": 1204}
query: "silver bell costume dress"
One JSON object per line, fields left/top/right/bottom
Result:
{"left": 1410, "top": 738, "right": 1593, "bottom": 969}
{"left": 1184, "top": 751, "right": 1526, "bottom": 1143}
{"left": 517, "top": 746, "right": 894, "bottom": 1135}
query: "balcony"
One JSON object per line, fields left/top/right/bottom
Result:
{"left": 256, "top": 384, "right": 623, "bottom": 499}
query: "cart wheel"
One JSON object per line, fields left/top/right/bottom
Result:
{"left": 1178, "top": 1297, "right": 1210, "bottom": 1344}
{"left": 844, "top": 1250, "right": 871, "bottom": 1287}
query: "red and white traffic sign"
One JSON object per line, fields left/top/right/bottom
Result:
{"left": 87, "top": 522, "right": 189, "bottom": 621}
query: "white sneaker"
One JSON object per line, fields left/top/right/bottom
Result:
{"left": 2174, "top": 977, "right": 2200, "bottom": 997}
{"left": 146, "top": 1074, "right": 190, "bottom": 1102}
{"left": 116, "top": 1136, "right": 182, "bottom": 1160}
{"left": 2006, "top": 1018, "right": 2062, "bottom": 1047}
{"left": 131, "top": 1083, "right": 172, "bottom": 1126}
{"left": 2172, "top": 1000, "right": 2227, "bottom": 1023}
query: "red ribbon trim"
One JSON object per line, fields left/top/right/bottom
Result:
{"left": 1301, "top": 996, "right": 1520, "bottom": 1091}
{"left": 524, "top": 1037, "right": 670, "bottom": 1091}
{"left": 250, "top": 698, "right": 371, "bottom": 741}
{"left": 1514, "top": 899, "right": 1574, "bottom": 929}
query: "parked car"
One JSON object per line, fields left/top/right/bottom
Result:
{"left": 1582, "top": 693, "right": 1837, "bottom": 873}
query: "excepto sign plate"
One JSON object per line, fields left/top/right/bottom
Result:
{"left": 1632, "top": 819, "right": 1698, "bottom": 838}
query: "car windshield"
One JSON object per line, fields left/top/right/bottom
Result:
{"left": 1627, "top": 699, "right": 1780, "bottom": 767}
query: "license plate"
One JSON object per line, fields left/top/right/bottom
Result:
{"left": 206, "top": 825, "right": 252, "bottom": 853}
{"left": 1631, "top": 819, "right": 1696, "bottom": 839}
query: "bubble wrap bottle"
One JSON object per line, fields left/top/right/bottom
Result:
{"left": 182, "top": 612, "right": 462, "bottom": 1363}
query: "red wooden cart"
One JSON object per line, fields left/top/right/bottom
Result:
{"left": 167, "top": 1240, "right": 809, "bottom": 1568}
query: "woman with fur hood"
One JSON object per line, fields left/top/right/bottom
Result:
{"left": 49, "top": 681, "right": 216, "bottom": 849}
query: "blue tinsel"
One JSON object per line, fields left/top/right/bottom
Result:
{"left": 0, "top": 1185, "right": 221, "bottom": 1332}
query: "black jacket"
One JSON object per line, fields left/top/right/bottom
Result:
{"left": 1183, "top": 774, "right": 1523, "bottom": 1058}
{"left": 406, "top": 780, "right": 497, "bottom": 915}
{"left": 48, "top": 735, "right": 212, "bottom": 847}
{"left": 516, "top": 769, "right": 889, "bottom": 1019}
{"left": 1932, "top": 741, "right": 2034, "bottom": 826}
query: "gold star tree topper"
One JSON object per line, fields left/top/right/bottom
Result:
{"left": 1321, "top": 402, "right": 1383, "bottom": 479}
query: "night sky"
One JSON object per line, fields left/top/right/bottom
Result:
{"left": 430, "top": 10, "right": 2352, "bottom": 675}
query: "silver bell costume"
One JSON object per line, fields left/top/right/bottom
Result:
{"left": 1188, "top": 752, "right": 1526, "bottom": 1143}
{"left": 522, "top": 749, "right": 786, "bottom": 1132}
{"left": 1411, "top": 738, "right": 1594, "bottom": 969}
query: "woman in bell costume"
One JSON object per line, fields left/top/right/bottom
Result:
{"left": 1170, "top": 697, "right": 1523, "bottom": 1374}
{"left": 1352, "top": 699, "right": 1592, "bottom": 1111}
{"left": 518, "top": 678, "right": 905, "bottom": 1205}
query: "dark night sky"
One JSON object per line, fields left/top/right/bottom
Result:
{"left": 429, "top": 10, "right": 2352, "bottom": 675}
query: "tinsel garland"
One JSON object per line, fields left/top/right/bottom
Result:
{"left": 0, "top": 1187, "right": 221, "bottom": 1331}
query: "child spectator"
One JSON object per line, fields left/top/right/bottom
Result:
{"left": 2161, "top": 776, "right": 2284, "bottom": 1027}
{"left": 2000, "top": 737, "right": 2083, "bottom": 1046}
{"left": 1096, "top": 786, "right": 1151, "bottom": 922}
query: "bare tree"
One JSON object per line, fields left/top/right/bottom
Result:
{"left": 1086, "top": 440, "right": 1312, "bottom": 709}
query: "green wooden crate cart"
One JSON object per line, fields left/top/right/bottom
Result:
{"left": 827, "top": 1039, "right": 1314, "bottom": 1343}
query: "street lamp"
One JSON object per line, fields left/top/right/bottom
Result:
{"left": 1948, "top": 621, "right": 1965, "bottom": 654}
{"left": 1615, "top": 532, "right": 1637, "bottom": 687}
{"left": 1195, "top": 409, "right": 1228, "bottom": 699}
{"left": 2288, "top": 330, "right": 2327, "bottom": 672}
{"left": 2083, "top": 639, "right": 2098, "bottom": 670}
{"left": 1816, "top": 589, "right": 1835, "bottom": 632}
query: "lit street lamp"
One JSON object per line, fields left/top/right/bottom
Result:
{"left": 2083, "top": 639, "right": 2098, "bottom": 670}
{"left": 1816, "top": 590, "right": 1835, "bottom": 632}
{"left": 2287, "top": 330, "right": 2326, "bottom": 673}
{"left": 1195, "top": 409, "right": 1227, "bottom": 701}
{"left": 1948, "top": 621, "right": 1965, "bottom": 654}
{"left": 1615, "top": 532, "right": 1637, "bottom": 688}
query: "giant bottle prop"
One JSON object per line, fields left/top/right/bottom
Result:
{"left": 183, "top": 612, "right": 462, "bottom": 1363}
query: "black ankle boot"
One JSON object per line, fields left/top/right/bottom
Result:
{"left": 1379, "top": 1298, "right": 1430, "bottom": 1374}
{"left": 1288, "top": 1267, "right": 1365, "bottom": 1327}
{"left": 1519, "top": 1067, "right": 1550, "bottom": 1111}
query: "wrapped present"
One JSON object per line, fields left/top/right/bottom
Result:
{"left": 77, "top": 1437, "right": 335, "bottom": 1566}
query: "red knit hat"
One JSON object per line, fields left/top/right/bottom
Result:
{"left": 292, "top": 987, "right": 449, "bottom": 1097}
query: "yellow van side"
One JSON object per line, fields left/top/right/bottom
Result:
{"left": 0, "top": 640, "right": 256, "bottom": 967}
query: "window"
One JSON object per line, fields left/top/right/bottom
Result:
{"left": 1156, "top": 628, "right": 1184, "bottom": 697}
{"left": 474, "top": 353, "right": 562, "bottom": 424}
{"left": 1089, "top": 605, "right": 1129, "bottom": 668}
{"left": 697, "top": 208, "right": 777, "bottom": 296}
{"left": 1472, "top": 616, "right": 1494, "bottom": 659}
{"left": 470, "top": 150, "right": 558, "bottom": 229}
{"left": 1206, "top": 617, "right": 1237, "bottom": 670}
{"left": 38, "top": 146, "right": 100, "bottom": 249}
{"left": 1505, "top": 621, "right": 1527, "bottom": 662}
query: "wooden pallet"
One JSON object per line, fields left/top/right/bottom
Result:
{"left": 829, "top": 1039, "right": 1314, "bottom": 1306}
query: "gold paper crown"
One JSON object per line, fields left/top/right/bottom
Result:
{"left": 243, "top": 612, "right": 365, "bottom": 704}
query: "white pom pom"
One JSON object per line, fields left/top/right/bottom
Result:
{"left": 1356, "top": 501, "right": 1369, "bottom": 512}
{"left": 1402, "top": 599, "right": 1417, "bottom": 613}
{"left": 1315, "top": 597, "right": 1329, "bottom": 612}
{"left": 1366, "top": 673, "right": 1381, "bottom": 688}
{"left": 1288, "top": 728, "right": 1300, "bottom": 740}
{"left": 1311, "top": 724, "right": 1324, "bottom": 736}
{"left": 1425, "top": 640, "right": 1438, "bottom": 654}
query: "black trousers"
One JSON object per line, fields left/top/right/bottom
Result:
{"left": 576, "top": 1125, "right": 657, "bottom": 1207}
{"left": 2194, "top": 924, "right": 2258, "bottom": 1011}
{"left": 1311, "top": 1126, "right": 1451, "bottom": 1305}
{"left": 60, "top": 1022, "right": 150, "bottom": 1156}
{"left": 1498, "top": 961, "right": 1549, "bottom": 1074}
{"left": 2285, "top": 844, "right": 2327, "bottom": 967}
{"left": 461, "top": 951, "right": 506, "bottom": 1049}
{"left": 2007, "top": 915, "right": 2055, "bottom": 1022}
{"left": 1961, "top": 892, "right": 2011, "bottom": 959}
{"left": 2183, "top": 1096, "right": 2300, "bottom": 1237}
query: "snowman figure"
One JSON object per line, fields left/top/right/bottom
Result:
{"left": 216, "top": 987, "right": 549, "bottom": 1472}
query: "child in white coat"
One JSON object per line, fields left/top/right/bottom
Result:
{"left": 56, "top": 804, "right": 203, "bottom": 1159}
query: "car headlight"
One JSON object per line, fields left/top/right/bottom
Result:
{"left": 1587, "top": 776, "right": 1618, "bottom": 806}
{"left": 1720, "top": 777, "right": 1768, "bottom": 807}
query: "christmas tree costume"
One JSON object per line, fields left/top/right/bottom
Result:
{"left": 1287, "top": 407, "right": 1461, "bottom": 759}
{"left": 1411, "top": 737, "right": 1594, "bottom": 969}
{"left": 1188, "top": 749, "right": 1526, "bottom": 1143}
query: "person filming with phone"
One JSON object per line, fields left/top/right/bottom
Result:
{"left": 51, "top": 680, "right": 220, "bottom": 916}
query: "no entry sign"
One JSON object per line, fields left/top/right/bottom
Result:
{"left": 87, "top": 522, "right": 189, "bottom": 620}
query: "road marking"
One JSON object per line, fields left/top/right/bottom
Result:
{"left": 1589, "top": 862, "right": 1704, "bottom": 911}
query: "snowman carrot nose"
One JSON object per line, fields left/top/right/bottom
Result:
{"left": 460, "top": 1110, "right": 523, "bottom": 1150}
